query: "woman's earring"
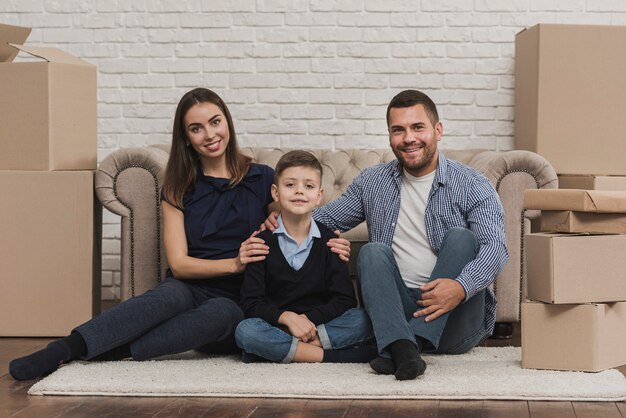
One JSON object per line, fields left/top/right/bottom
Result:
{"left": 186, "top": 143, "right": 190, "bottom": 147}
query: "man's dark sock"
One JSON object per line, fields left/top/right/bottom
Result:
{"left": 8, "top": 332, "right": 87, "bottom": 381}
{"left": 369, "top": 356, "right": 395, "bottom": 375}
{"left": 323, "top": 346, "right": 378, "bottom": 363}
{"left": 389, "top": 339, "right": 426, "bottom": 380}
{"left": 91, "top": 344, "right": 131, "bottom": 362}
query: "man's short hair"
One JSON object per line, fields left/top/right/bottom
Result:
{"left": 386, "top": 89, "right": 439, "bottom": 127}
{"left": 274, "top": 150, "right": 323, "bottom": 184}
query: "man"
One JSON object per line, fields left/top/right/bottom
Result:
{"left": 309, "top": 90, "right": 508, "bottom": 380}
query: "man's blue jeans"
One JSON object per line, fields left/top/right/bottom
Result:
{"left": 357, "top": 227, "right": 487, "bottom": 357}
{"left": 235, "top": 308, "right": 374, "bottom": 363}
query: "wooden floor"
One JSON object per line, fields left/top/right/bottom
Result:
{"left": 2, "top": 316, "right": 625, "bottom": 418}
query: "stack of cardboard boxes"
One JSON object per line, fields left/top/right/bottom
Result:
{"left": 0, "top": 23, "right": 100, "bottom": 336}
{"left": 515, "top": 23, "right": 626, "bottom": 372}
{"left": 522, "top": 190, "right": 626, "bottom": 372}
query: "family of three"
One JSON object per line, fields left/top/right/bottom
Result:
{"left": 10, "top": 87, "right": 508, "bottom": 382}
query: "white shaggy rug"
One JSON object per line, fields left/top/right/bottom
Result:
{"left": 29, "top": 347, "right": 626, "bottom": 401}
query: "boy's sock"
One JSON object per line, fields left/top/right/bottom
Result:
{"left": 91, "top": 344, "right": 132, "bottom": 362}
{"left": 9, "top": 332, "right": 87, "bottom": 381}
{"left": 369, "top": 356, "right": 395, "bottom": 375}
{"left": 322, "top": 346, "right": 378, "bottom": 363}
{"left": 389, "top": 339, "right": 426, "bottom": 380}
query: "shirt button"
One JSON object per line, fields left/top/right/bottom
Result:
{"left": 392, "top": 222, "right": 396, "bottom": 226}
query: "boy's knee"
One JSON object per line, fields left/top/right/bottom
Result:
{"left": 234, "top": 318, "right": 261, "bottom": 349}
{"left": 345, "top": 307, "right": 370, "bottom": 323}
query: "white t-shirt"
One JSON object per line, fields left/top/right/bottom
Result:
{"left": 392, "top": 169, "right": 437, "bottom": 288}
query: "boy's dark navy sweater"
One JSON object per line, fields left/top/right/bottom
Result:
{"left": 241, "top": 221, "right": 357, "bottom": 326}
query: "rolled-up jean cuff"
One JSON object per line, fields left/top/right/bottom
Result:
{"left": 317, "top": 324, "right": 332, "bottom": 350}
{"left": 281, "top": 337, "right": 299, "bottom": 364}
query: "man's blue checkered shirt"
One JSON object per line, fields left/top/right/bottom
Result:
{"left": 313, "top": 152, "right": 508, "bottom": 336}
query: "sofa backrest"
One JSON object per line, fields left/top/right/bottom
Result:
{"left": 243, "top": 148, "right": 486, "bottom": 205}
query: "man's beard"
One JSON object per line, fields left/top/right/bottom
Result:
{"left": 393, "top": 142, "right": 437, "bottom": 174}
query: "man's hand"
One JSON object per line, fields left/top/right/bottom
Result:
{"left": 414, "top": 278, "right": 466, "bottom": 322}
{"left": 328, "top": 230, "right": 351, "bottom": 263}
{"left": 261, "top": 211, "right": 280, "bottom": 232}
{"left": 278, "top": 311, "right": 317, "bottom": 343}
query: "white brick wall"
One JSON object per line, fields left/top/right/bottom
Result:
{"left": 3, "top": 0, "right": 624, "bottom": 299}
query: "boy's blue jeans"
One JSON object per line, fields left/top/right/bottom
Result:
{"left": 357, "top": 227, "right": 487, "bottom": 357}
{"left": 235, "top": 308, "right": 374, "bottom": 363}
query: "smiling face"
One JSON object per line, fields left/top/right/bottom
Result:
{"left": 272, "top": 166, "right": 323, "bottom": 218}
{"left": 183, "top": 102, "right": 230, "bottom": 166}
{"left": 388, "top": 104, "right": 443, "bottom": 177}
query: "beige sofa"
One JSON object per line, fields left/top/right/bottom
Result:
{"left": 96, "top": 146, "right": 557, "bottom": 336}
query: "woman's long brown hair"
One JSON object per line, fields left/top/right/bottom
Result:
{"left": 162, "top": 88, "right": 252, "bottom": 209}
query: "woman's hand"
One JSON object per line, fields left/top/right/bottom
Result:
{"left": 278, "top": 311, "right": 317, "bottom": 343}
{"left": 261, "top": 210, "right": 280, "bottom": 232}
{"left": 234, "top": 230, "right": 269, "bottom": 273}
{"left": 328, "top": 232, "right": 351, "bottom": 263}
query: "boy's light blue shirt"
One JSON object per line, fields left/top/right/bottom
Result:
{"left": 273, "top": 215, "right": 321, "bottom": 271}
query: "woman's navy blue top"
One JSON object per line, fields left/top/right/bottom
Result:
{"left": 164, "top": 162, "right": 275, "bottom": 300}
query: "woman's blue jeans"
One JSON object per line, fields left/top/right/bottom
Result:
{"left": 74, "top": 278, "right": 244, "bottom": 361}
{"left": 357, "top": 227, "right": 486, "bottom": 357}
{"left": 235, "top": 308, "right": 374, "bottom": 363}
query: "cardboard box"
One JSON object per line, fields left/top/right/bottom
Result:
{"left": 0, "top": 171, "right": 101, "bottom": 336}
{"left": 524, "top": 189, "right": 626, "bottom": 213}
{"left": 541, "top": 210, "right": 626, "bottom": 234}
{"left": 515, "top": 24, "right": 626, "bottom": 175}
{"left": 558, "top": 175, "right": 626, "bottom": 192}
{"left": 525, "top": 233, "right": 626, "bottom": 304}
{"left": 0, "top": 23, "right": 97, "bottom": 170}
{"left": 522, "top": 301, "right": 626, "bottom": 372}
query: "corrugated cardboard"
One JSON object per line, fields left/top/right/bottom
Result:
{"left": 515, "top": 24, "right": 626, "bottom": 175}
{"left": 524, "top": 189, "right": 626, "bottom": 213}
{"left": 522, "top": 301, "right": 626, "bottom": 372}
{"left": 525, "top": 233, "right": 626, "bottom": 304}
{"left": 0, "top": 23, "right": 97, "bottom": 170}
{"left": 540, "top": 210, "right": 626, "bottom": 234}
{"left": 558, "top": 175, "right": 626, "bottom": 191}
{"left": 0, "top": 171, "right": 101, "bottom": 336}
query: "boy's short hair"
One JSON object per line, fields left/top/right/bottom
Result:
{"left": 274, "top": 150, "right": 323, "bottom": 184}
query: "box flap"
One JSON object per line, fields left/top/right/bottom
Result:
{"left": 524, "top": 189, "right": 626, "bottom": 213}
{"left": 8, "top": 43, "right": 93, "bottom": 66}
{"left": 0, "top": 23, "right": 31, "bottom": 63}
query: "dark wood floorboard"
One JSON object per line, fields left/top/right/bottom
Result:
{"left": 346, "top": 399, "right": 439, "bottom": 418}
{"left": 437, "top": 400, "right": 485, "bottom": 418}
{"left": 151, "top": 397, "right": 220, "bottom": 418}
{"left": 572, "top": 402, "right": 623, "bottom": 418}
{"left": 528, "top": 401, "right": 576, "bottom": 418}
{"left": 483, "top": 400, "right": 530, "bottom": 418}
{"left": 2, "top": 320, "right": 625, "bottom": 418}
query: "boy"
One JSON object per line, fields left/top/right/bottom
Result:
{"left": 235, "top": 151, "right": 375, "bottom": 363}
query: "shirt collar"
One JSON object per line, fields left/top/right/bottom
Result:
{"left": 274, "top": 214, "right": 321, "bottom": 244}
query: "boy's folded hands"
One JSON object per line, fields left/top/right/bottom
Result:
{"left": 278, "top": 311, "right": 318, "bottom": 343}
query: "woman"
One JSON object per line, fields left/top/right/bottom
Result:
{"left": 10, "top": 88, "right": 285, "bottom": 380}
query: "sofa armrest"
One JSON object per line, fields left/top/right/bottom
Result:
{"left": 95, "top": 146, "right": 170, "bottom": 301}
{"left": 468, "top": 150, "right": 558, "bottom": 323}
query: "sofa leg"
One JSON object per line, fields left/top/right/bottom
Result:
{"left": 490, "top": 322, "right": 514, "bottom": 339}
